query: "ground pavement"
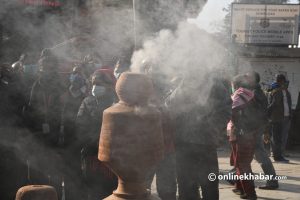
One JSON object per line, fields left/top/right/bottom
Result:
{"left": 218, "top": 148, "right": 300, "bottom": 200}
{"left": 151, "top": 147, "right": 300, "bottom": 200}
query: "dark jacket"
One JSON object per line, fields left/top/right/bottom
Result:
{"left": 26, "top": 78, "right": 64, "bottom": 133}
{"left": 76, "top": 91, "right": 115, "bottom": 145}
{"left": 150, "top": 90, "right": 175, "bottom": 155}
{"left": 254, "top": 85, "right": 268, "bottom": 112}
{"left": 253, "top": 84, "right": 269, "bottom": 127}
{"left": 268, "top": 88, "right": 292, "bottom": 122}
{"left": 167, "top": 78, "right": 232, "bottom": 147}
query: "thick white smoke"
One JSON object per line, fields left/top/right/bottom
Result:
{"left": 131, "top": 21, "right": 229, "bottom": 105}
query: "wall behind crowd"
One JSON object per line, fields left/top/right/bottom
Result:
{"left": 238, "top": 57, "right": 300, "bottom": 109}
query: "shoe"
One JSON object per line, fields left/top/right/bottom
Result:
{"left": 226, "top": 179, "right": 235, "bottom": 185}
{"left": 258, "top": 184, "right": 279, "bottom": 190}
{"left": 240, "top": 193, "right": 257, "bottom": 199}
{"left": 232, "top": 188, "right": 244, "bottom": 195}
{"left": 274, "top": 157, "right": 289, "bottom": 163}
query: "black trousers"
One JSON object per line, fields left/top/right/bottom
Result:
{"left": 146, "top": 153, "right": 177, "bottom": 200}
{"left": 176, "top": 143, "right": 219, "bottom": 200}
{"left": 271, "top": 122, "right": 283, "bottom": 160}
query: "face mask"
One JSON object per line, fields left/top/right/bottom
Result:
{"left": 92, "top": 85, "right": 106, "bottom": 97}
{"left": 69, "top": 73, "right": 77, "bottom": 83}
{"left": 114, "top": 68, "right": 121, "bottom": 79}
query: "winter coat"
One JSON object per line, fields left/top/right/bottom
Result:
{"left": 26, "top": 78, "right": 64, "bottom": 133}
{"left": 76, "top": 91, "right": 115, "bottom": 147}
{"left": 268, "top": 88, "right": 292, "bottom": 122}
{"left": 253, "top": 84, "right": 268, "bottom": 123}
{"left": 167, "top": 78, "right": 232, "bottom": 147}
{"left": 227, "top": 87, "right": 256, "bottom": 141}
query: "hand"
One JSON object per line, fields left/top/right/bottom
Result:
{"left": 264, "top": 133, "right": 270, "bottom": 144}
{"left": 231, "top": 133, "right": 237, "bottom": 141}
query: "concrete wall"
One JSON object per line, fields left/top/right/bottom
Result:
{"left": 237, "top": 47, "right": 300, "bottom": 109}
{"left": 239, "top": 57, "right": 300, "bottom": 109}
{"left": 237, "top": 46, "right": 300, "bottom": 146}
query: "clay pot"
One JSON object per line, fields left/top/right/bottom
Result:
{"left": 115, "top": 72, "right": 154, "bottom": 106}
{"left": 98, "top": 73, "right": 164, "bottom": 200}
{"left": 15, "top": 185, "right": 58, "bottom": 200}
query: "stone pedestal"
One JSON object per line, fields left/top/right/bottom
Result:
{"left": 15, "top": 185, "right": 58, "bottom": 200}
{"left": 98, "top": 73, "right": 164, "bottom": 200}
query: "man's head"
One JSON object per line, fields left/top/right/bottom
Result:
{"left": 276, "top": 74, "right": 289, "bottom": 89}
{"left": 72, "top": 65, "right": 82, "bottom": 74}
{"left": 92, "top": 69, "right": 116, "bottom": 87}
{"left": 232, "top": 74, "right": 250, "bottom": 92}
{"left": 11, "top": 62, "right": 24, "bottom": 73}
{"left": 38, "top": 57, "right": 59, "bottom": 85}
{"left": 19, "top": 54, "right": 27, "bottom": 62}
{"left": 83, "top": 54, "right": 93, "bottom": 64}
{"left": 276, "top": 74, "right": 286, "bottom": 85}
{"left": 246, "top": 71, "right": 260, "bottom": 88}
{"left": 40, "top": 48, "right": 53, "bottom": 59}
{"left": 91, "top": 69, "right": 116, "bottom": 98}
{"left": 70, "top": 66, "right": 84, "bottom": 86}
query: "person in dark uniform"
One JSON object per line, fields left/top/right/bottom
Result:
{"left": 268, "top": 74, "right": 291, "bottom": 162}
{"left": 168, "top": 74, "right": 232, "bottom": 200}
{"left": 26, "top": 56, "right": 64, "bottom": 144}
{"left": 76, "top": 69, "right": 117, "bottom": 200}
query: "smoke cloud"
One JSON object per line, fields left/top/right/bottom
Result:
{"left": 130, "top": 21, "right": 230, "bottom": 106}
{"left": 0, "top": 0, "right": 234, "bottom": 199}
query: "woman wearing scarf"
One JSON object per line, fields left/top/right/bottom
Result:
{"left": 227, "top": 74, "right": 257, "bottom": 200}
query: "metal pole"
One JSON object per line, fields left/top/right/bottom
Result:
{"left": 232, "top": 35, "right": 239, "bottom": 76}
{"left": 132, "top": 0, "right": 137, "bottom": 50}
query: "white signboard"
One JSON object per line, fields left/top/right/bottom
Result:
{"left": 231, "top": 4, "right": 300, "bottom": 45}
{"left": 238, "top": 58, "right": 300, "bottom": 109}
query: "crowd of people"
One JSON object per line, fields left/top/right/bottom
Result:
{"left": 0, "top": 48, "right": 293, "bottom": 200}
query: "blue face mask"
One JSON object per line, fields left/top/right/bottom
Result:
{"left": 92, "top": 85, "right": 106, "bottom": 97}
{"left": 69, "top": 73, "right": 77, "bottom": 83}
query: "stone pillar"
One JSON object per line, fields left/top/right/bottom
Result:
{"left": 98, "top": 72, "right": 164, "bottom": 200}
